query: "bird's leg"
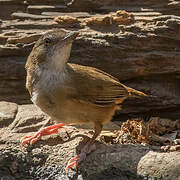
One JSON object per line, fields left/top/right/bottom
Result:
{"left": 65, "top": 123, "right": 102, "bottom": 174}
{"left": 21, "top": 122, "right": 65, "bottom": 147}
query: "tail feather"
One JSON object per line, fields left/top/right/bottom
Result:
{"left": 127, "top": 87, "right": 147, "bottom": 98}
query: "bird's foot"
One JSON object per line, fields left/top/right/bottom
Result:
{"left": 65, "top": 154, "right": 85, "bottom": 175}
{"left": 20, "top": 123, "right": 65, "bottom": 148}
{"left": 65, "top": 143, "right": 96, "bottom": 175}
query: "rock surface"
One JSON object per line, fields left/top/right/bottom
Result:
{"left": 0, "top": 101, "right": 179, "bottom": 179}
{"left": 0, "top": 101, "right": 17, "bottom": 127}
{"left": 0, "top": 0, "right": 180, "bottom": 121}
{"left": 0, "top": 1, "right": 180, "bottom": 179}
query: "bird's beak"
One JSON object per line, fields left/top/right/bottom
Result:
{"left": 63, "top": 31, "right": 79, "bottom": 42}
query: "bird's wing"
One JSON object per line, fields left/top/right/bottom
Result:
{"left": 66, "top": 63, "right": 130, "bottom": 107}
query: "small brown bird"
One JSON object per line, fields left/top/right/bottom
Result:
{"left": 21, "top": 29, "right": 147, "bottom": 173}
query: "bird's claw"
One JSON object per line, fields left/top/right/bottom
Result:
{"left": 20, "top": 123, "right": 65, "bottom": 149}
{"left": 20, "top": 132, "right": 41, "bottom": 149}
{"left": 65, "top": 155, "right": 80, "bottom": 175}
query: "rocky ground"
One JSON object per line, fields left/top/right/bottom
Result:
{"left": 0, "top": 101, "right": 180, "bottom": 180}
{"left": 0, "top": 0, "right": 180, "bottom": 179}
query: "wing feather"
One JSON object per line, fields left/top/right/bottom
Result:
{"left": 66, "top": 63, "right": 129, "bottom": 107}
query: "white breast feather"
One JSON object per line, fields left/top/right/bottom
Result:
{"left": 31, "top": 67, "right": 67, "bottom": 105}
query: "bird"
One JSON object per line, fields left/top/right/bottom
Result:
{"left": 21, "top": 29, "right": 147, "bottom": 173}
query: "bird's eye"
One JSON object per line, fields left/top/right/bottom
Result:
{"left": 44, "top": 38, "right": 51, "bottom": 46}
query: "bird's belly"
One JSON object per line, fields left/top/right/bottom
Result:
{"left": 32, "top": 91, "right": 116, "bottom": 125}
{"left": 52, "top": 100, "right": 117, "bottom": 125}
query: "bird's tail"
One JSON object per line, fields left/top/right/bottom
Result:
{"left": 127, "top": 87, "right": 147, "bottom": 98}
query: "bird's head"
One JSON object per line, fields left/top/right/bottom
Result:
{"left": 26, "top": 29, "right": 79, "bottom": 72}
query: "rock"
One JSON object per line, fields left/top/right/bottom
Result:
{"left": 137, "top": 150, "right": 180, "bottom": 179}
{"left": 42, "top": 12, "right": 92, "bottom": 18}
{"left": 0, "top": 102, "right": 179, "bottom": 179}
{"left": 0, "top": 0, "right": 180, "bottom": 120}
{"left": 72, "top": 121, "right": 120, "bottom": 131}
{"left": 0, "top": 35, "right": 8, "bottom": 45}
{"left": 7, "top": 34, "right": 42, "bottom": 44}
{"left": 0, "top": 45, "right": 27, "bottom": 57}
{"left": 27, "top": 0, "right": 65, "bottom": 4}
{"left": 2, "top": 20, "right": 60, "bottom": 29}
{"left": 9, "top": 104, "right": 49, "bottom": 133}
{"left": 0, "top": 0, "right": 25, "bottom": 5}
{"left": 11, "top": 12, "right": 53, "bottom": 20}
{"left": 54, "top": 15, "right": 80, "bottom": 25}
{"left": 0, "top": 0, "right": 179, "bottom": 178}
{"left": 0, "top": 128, "right": 179, "bottom": 179}
{"left": 66, "top": 0, "right": 102, "bottom": 11}
{"left": 0, "top": 56, "right": 29, "bottom": 103}
{"left": 153, "top": 15, "right": 180, "bottom": 21}
{"left": 85, "top": 10, "right": 134, "bottom": 26}
{"left": 27, "top": 5, "right": 67, "bottom": 14}
{"left": 132, "top": 12, "right": 162, "bottom": 17}
{"left": 0, "top": 101, "right": 17, "bottom": 127}
{"left": 81, "top": 145, "right": 180, "bottom": 179}
{"left": 0, "top": 3, "right": 26, "bottom": 20}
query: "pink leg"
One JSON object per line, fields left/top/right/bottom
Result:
{"left": 65, "top": 123, "right": 102, "bottom": 175}
{"left": 21, "top": 123, "right": 65, "bottom": 147}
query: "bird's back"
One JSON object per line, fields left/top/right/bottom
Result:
{"left": 65, "top": 63, "right": 146, "bottom": 107}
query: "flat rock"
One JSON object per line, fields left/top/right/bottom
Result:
{"left": 137, "top": 150, "right": 180, "bottom": 179}
{"left": 0, "top": 0, "right": 25, "bottom": 5}
{"left": 0, "top": 0, "right": 180, "bottom": 128}
{"left": 66, "top": 0, "right": 102, "bottom": 11}
{"left": 0, "top": 45, "right": 27, "bottom": 57}
{"left": 27, "top": 5, "right": 67, "bottom": 14}
{"left": 0, "top": 0, "right": 180, "bottom": 179}
{"left": 0, "top": 127, "right": 179, "bottom": 179}
{"left": 41, "top": 12, "right": 93, "bottom": 18}
{"left": 9, "top": 104, "right": 49, "bottom": 133}
{"left": 0, "top": 101, "right": 179, "bottom": 179}
{"left": 11, "top": 12, "right": 53, "bottom": 20}
{"left": 2, "top": 20, "right": 60, "bottom": 29}
{"left": 132, "top": 12, "right": 162, "bottom": 16}
{"left": 7, "top": 33, "right": 42, "bottom": 44}
{"left": 0, "top": 101, "right": 17, "bottom": 127}
{"left": 152, "top": 15, "right": 180, "bottom": 21}
{"left": 27, "top": 0, "right": 65, "bottom": 4}
{"left": 72, "top": 121, "right": 120, "bottom": 131}
{"left": 0, "top": 35, "right": 8, "bottom": 45}
{"left": 82, "top": 144, "right": 180, "bottom": 179}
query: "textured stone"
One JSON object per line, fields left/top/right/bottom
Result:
{"left": 0, "top": 129, "right": 179, "bottom": 179}
{"left": 0, "top": 101, "right": 17, "bottom": 127}
{"left": 0, "top": 0, "right": 180, "bottom": 120}
{"left": 7, "top": 34, "right": 42, "bottom": 44}
{"left": 137, "top": 150, "right": 180, "bottom": 179}
{"left": 42, "top": 12, "right": 92, "bottom": 18}
{"left": 27, "top": 0, "right": 65, "bottom": 4}
{"left": 72, "top": 121, "right": 120, "bottom": 131}
{"left": 85, "top": 10, "right": 134, "bottom": 26}
{"left": 0, "top": 35, "right": 8, "bottom": 45}
{"left": 66, "top": 0, "right": 102, "bottom": 11}
{"left": 27, "top": 5, "right": 67, "bottom": 14}
{"left": 81, "top": 144, "right": 180, "bottom": 179}
{"left": 2, "top": 20, "right": 60, "bottom": 30}
{"left": 0, "top": 102, "right": 179, "bottom": 179}
{"left": 54, "top": 15, "right": 80, "bottom": 25}
{"left": 9, "top": 104, "right": 48, "bottom": 133}
{"left": 0, "top": 0, "right": 179, "bottom": 178}
{"left": 11, "top": 12, "right": 53, "bottom": 20}
{"left": 0, "top": 45, "right": 27, "bottom": 57}
{"left": 0, "top": 3, "right": 26, "bottom": 20}
{"left": 0, "top": 0, "right": 25, "bottom": 5}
